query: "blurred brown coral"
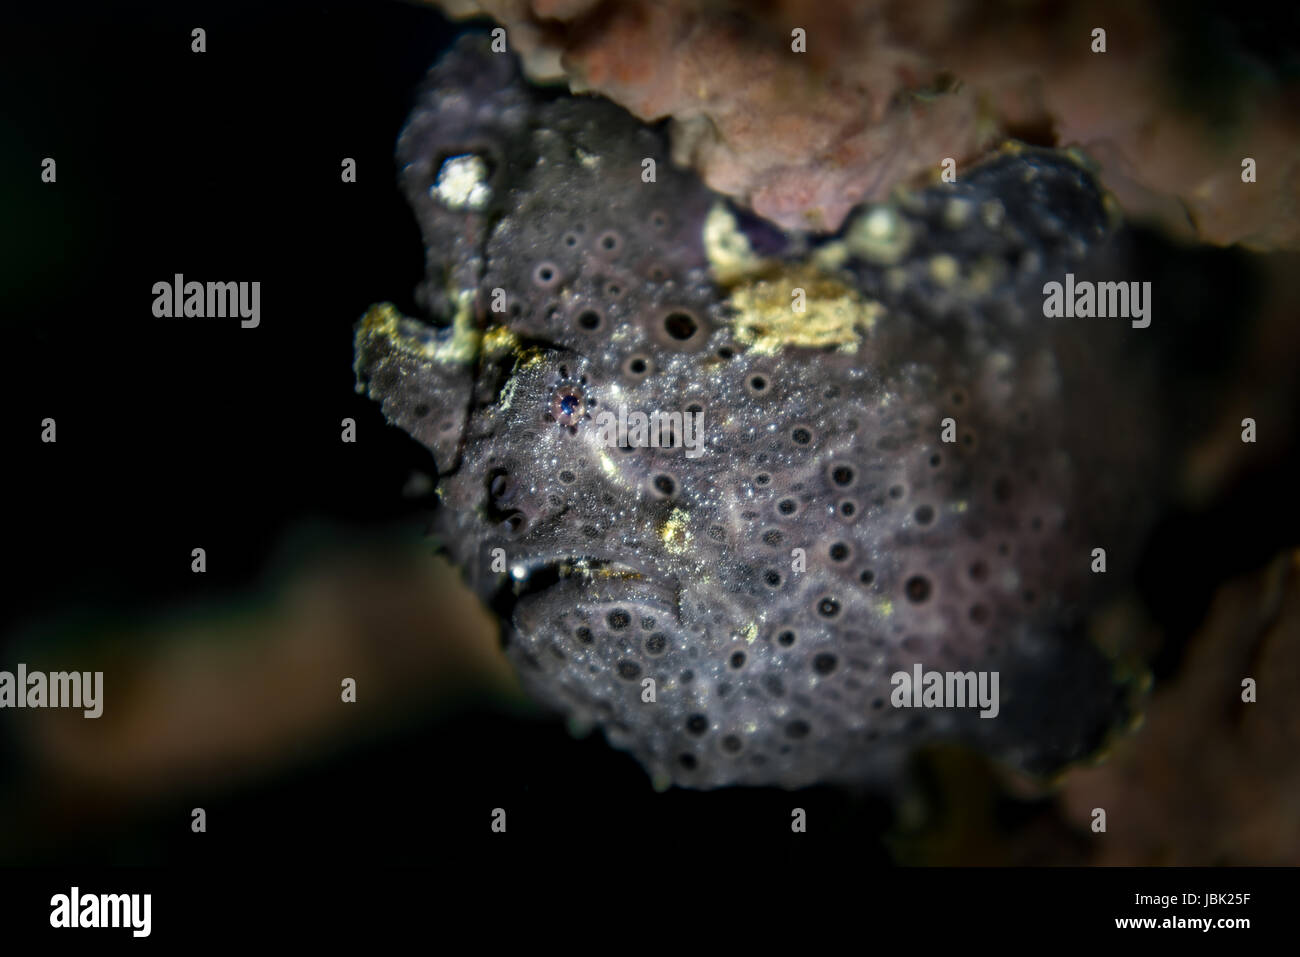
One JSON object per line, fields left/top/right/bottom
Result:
{"left": 431, "top": 0, "right": 1300, "bottom": 250}
{"left": 1060, "top": 551, "right": 1300, "bottom": 865}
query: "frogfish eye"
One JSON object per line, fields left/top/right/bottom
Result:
{"left": 550, "top": 380, "right": 589, "bottom": 429}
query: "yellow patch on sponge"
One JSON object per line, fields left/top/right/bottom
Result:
{"left": 703, "top": 201, "right": 765, "bottom": 285}
{"left": 728, "top": 263, "right": 882, "bottom": 354}
{"left": 357, "top": 291, "right": 481, "bottom": 365}
{"left": 660, "top": 508, "right": 692, "bottom": 555}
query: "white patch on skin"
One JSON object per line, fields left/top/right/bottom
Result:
{"left": 433, "top": 154, "right": 492, "bottom": 210}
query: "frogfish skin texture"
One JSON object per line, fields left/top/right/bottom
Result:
{"left": 355, "top": 34, "right": 1165, "bottom": 789}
